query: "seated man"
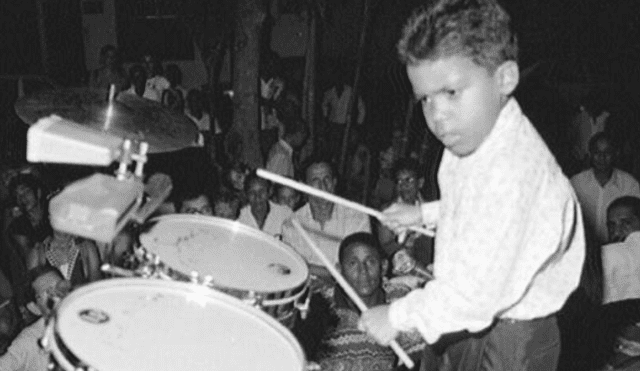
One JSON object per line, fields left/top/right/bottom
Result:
{"left": 314, "top": 232, "right": 425, "bottom": 370}
{"left": 174, "top": 190, "right": 213, "bottom": 216}
{"left": 378, "top": 158, "right": 434, "bottom": 266}
{"left": 602, "top": 196, "right": 640, "bottom": 304}
{"left": 282, "top": 159, "right": 371, "bottom": 279}
{"left": 0, "top": 266, "right": 71, "bottom": 370}
{"left": 237, "top": 173, "right": 292, "bottom": 238}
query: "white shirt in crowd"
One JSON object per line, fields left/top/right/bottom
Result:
{"left": 571, "top": 168, "right": 640, "bottom": 244}
{"left": 143, "top": 75, "right": 171, "bottom": 102}
{"left": 281, "top": 203, "right": 371, "bottom": 267}
{"left": 388, "top": 99, "right": 585, "bottom": 344}
{"left": 602, "top": 231, "right": 640, "bottom": 304}
{"left": 321, "top": 85, "right": 365, "bottom": 125}
{"left": 0, "top": 318, "right": 48, "bottom": 371}
{"left": 265, "top": 139, "right": 294, "bottom": 178}
{"left": 237, "top": 201, "right": 293, "bottom": 239}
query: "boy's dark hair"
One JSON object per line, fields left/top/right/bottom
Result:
{"left": 338, "top": 232, "right": 385, "bottom": 263}
{"left": 393, "top": 157, "right": 421, "bottom": 180}
{"left": 397, "top": 0, "right": 518, "bottom": 72}
{"left": 608, "top": 196, "right": 640, "bottom": 220}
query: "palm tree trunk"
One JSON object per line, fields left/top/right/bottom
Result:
{"left": 229, "top": 0, "right": 266, "bottom": 168}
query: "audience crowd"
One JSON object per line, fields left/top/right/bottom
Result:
{"left": 2, "top": 29, "right": 640, "bottom": 370}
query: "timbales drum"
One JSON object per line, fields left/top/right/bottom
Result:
{"left": 42, "top": 278, "right": 306, "bottom": 371}
{"left": 137, "top": 214, "right": 310, "bottom": 328}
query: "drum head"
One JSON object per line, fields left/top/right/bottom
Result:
{"left": 54, "top": 279, "right": 305, "bottom": 371}
{"left": 140, "top": 215, "right": 308, "bottom": 293}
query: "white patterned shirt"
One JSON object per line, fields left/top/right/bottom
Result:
{"left": 571, "top": 168, "right": 640, "bottom": 244}
{"left": 388, "top": 99, "right": 586, "bottom": 344}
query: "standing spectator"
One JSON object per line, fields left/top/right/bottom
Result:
{"left": 161, "top": 64, "right": 185, "bottom": 113}
{"left": 571, "top": 132, "right": 640, "bottom": 245}
{"left": 265, "top": 117, "right": 307, "bottom": 178}
{"left": 89, "top": 45, "right": 127, "bottom": 92}
{"left": 121, "top": 65, "right": 147, "bottom": 98}
{"left": 321, "top": 70, "right": 366, "bottom": 159}
{"left": 186, "top": 89, "right": 220, "bottom": 149}
{"left": 571, "top": 94, "right": 611, "bottom": 169}
{"left": 142, "top": 54, "right": 170, "bottom": 102}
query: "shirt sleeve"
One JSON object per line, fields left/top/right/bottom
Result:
{"left": 266, "top": 150, "right": 291, "bottom": 177}
{"left": 388, "top": 164, "right": 569, "bottom": 343}
{"left": 0, "top": 329, "right": 31, "bottom": 370}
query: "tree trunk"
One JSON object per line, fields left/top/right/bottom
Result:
{"left": 229, "top": 0, "right": 265, "bottom": 168}
{"left": 300, "top": 6, "right": 318, "bottom": 165}
{"left": 339, "top": 0, "right": 372, "bottom": 174}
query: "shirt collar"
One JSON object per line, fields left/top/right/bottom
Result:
{"left": 588, "top": 168, "right": 622, "bottom": 188}
{"left": 626, "top": 231, "right": 640, "bottom": 246}
{"left": 456, "top": 98, "right": 521, "bottom": 161}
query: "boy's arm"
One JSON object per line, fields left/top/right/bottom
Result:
{"left": 387, "top": 167, "right": 578, "bottom": 343}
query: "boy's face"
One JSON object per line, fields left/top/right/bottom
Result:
{"left": 407, "top": 55, "right": 518, "bottom": 157}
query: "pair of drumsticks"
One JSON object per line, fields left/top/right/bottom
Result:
{"left": 257, "top": 169, "right": 433, "bottom": 369}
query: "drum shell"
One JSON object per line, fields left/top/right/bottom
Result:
{"left": 42, "top": 278, "right": 307, "bottom": 371}
{"left": 138, "top": 215, "right": 310, "bottom": 328}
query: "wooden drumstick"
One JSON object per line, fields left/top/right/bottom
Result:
{"left": 291, "top": 219, "right": 416, "bottom": 369}
{"left": 257, "top": 169, "right": 434, "bottom": 237}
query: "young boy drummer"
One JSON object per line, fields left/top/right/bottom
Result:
{"left": 358, "top": 0, "right": 586, "bottom": 369}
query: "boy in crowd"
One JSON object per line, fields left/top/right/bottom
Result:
{"left": 359, "top": 0, "right": 585, "bottom": 369}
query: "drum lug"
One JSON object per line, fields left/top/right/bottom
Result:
{"left": 295, "top": 288, "right": 311, "bottom": 320}
{"left": 243, "top": 291, "right": 264, "bottom": 308}
{"left": 202, "top": 275, "right": 215, "bottom": 288}
{"left": 189, "top": 271, "right": 200, "bottom": 284}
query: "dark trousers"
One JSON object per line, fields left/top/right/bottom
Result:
{"left": 422, "top": 315, "right": 561, "bottom": 371}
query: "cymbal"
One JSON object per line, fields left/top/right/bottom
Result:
{"left": 15, "top": 88, "right": 199, "bottom": 153}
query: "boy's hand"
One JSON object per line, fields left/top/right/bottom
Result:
{"left": 358, "top": 305, "right": 399, "bottom": 345}
{"left": 381, "top": 203, "right": 423, "bottom": 234}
